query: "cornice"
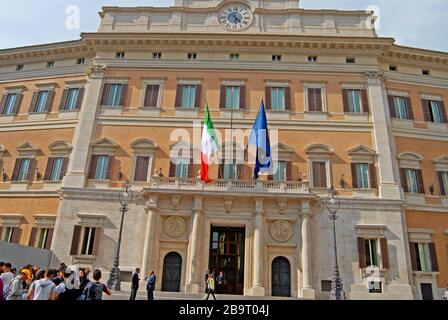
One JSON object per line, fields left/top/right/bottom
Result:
{"left": 384, "top": 71, "right": 448, "bottom": 88}
{"left": 0, "top": 65, "right": 88, "bottom": 83}
{"left": 0, "top": 119, "right": 78, "bottom": 132}
{"left": 392, "top": 128, "right": 448, "bottom": 142}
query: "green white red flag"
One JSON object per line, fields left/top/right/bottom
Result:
{"left": 200, "top": 102, "right": 219, "bottom": 182}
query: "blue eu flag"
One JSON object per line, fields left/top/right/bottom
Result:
{"left": 249, "top": 100, "right": 271, "bottom": 179}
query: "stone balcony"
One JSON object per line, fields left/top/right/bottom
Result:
{"left": 146, "top": 177, "right": 311, "bottom": 197}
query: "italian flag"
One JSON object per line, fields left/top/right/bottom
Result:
{"left": 201, "top": 102, "right": 219, "bottom": 183}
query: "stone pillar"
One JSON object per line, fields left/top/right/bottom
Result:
{"left": 62, "top": 64, "right": 106, "bottom": 188}
{"left": 301, "top": 201, "right": 315, "bottom": 299}
{"left": 365, "top": 71, "right": 402, "bottom": 200}
{"left": 140, "top": 195, "right": 158, "bottom": 287}
{"left": 185, "top": 197, "right": 203, "bottom": 293}
{"left": 252, "top": 198, "right": 265, "bottom": 296}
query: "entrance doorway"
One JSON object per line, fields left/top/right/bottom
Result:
{"left": 161, "top": 252, "right": 182, "bottom": 292}
{"left": 209, "top": 226, "right": 245, "bottom": 295}
{"left": 272, "top": 256, "right": 291, "bottom": 297}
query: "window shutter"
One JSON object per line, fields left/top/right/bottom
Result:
{"left": 319, "top": 162, "right": 327, "bottom": 187}
{"left": 409, "top": 242, "right": 418, "bottom": 271}
{"left": 119, "top": 84, "right": 128, "bottom": 107}
{"left": 0, "top": 94, "right": 7, "bottom": 114}
{"left": 312, "top": 162, "right": 320, "bottom": 187}
{"left": 169, "top": 161, "right": 176, "bottom": 177}
{"left": 400, "top": 168, "right": 408, "bottom": 193}
{"left": 428, "top": 242, "right": 439, "bottom": 272}
{"left": 44, "top": 228, "right": 54, "bottom": 250}
{"left": 134, "top": 156, "right": 149, "bottom": 182}
{"left": 70, "top": 225, "right": 82, "bottom": 256}
{"left": 187, "top": 163, "right": 195, "bottom": 178}
{"left": 175, "top": 85, "right": 183, "bottom": 108}
{"left": 29, "top": 92, "right": 39, "bottom": 113}
{"left": 194, "top": 85, "right": 202, "bottom": 109}
{"left": 369, "top": 163, "right": 378, "bottom": 189}
{"left": 11, "top": 159, "right": 22, "bottom": 181}
{"left": 286, "top": 161, "right": 292, "bottom": 181}
{"left": 26, "top": 158, "right": 37, "bottom": 182}
{"left": 361, "top": 89, "right": 369, "bottom": 114}
{"left": 75, "top": 88, "right": 85, "bottom": 110}
{"left": 239, "top": 86, "right": 246, "bottom": 110}
{"left": 43, "top": 90, "right": 54, "bottom": 112}
{"left": 342, "top": 89, "right": 350, "bottom": 113}
{"left": 28, "top": 227, "right": 38, "bottom": 247}
{"left": 285, "top": 87, "right": 291, "bottom": 111}
{"left": 308, "top": 88, "right": 316, "bottom": 112}
{"left": 106, "top": 156, "right": 114, "bottom": 180}
{"left": 44, "top": 157, "right": 55, "bottom": 181}
{"left": 220, "top": 86, "right": 227, "bottom": 109}
{"left": 59, "top": 89, "right": 69, "bottom": 111}
{"left": 92, "top": 227, "right": 102, "bottom": 256}
{"left": 421, "top": 99, "right": 431, "bottom": 122}
{"left": 440, "top": 101, "right": 447, "bottom": 123}
{"left": 380, "top": 238, "right": 390, "bottom": 269}
{"left": 11, "top": 227, "right": 22, "bottom": 244}
{"left": 416, "top": 169, "right": 425, "bottom": 194}
{"left": 100, "top": 84, "right": 110, "bottom": 106}
{"left": 388, "top": 95, "right": 396, "bottom": 119}
{"left": 265, "top": 87, "right": 271, "bottom": 110}
{"left": 12, "top": 93, "right": 23, "bottom": 115}
{"left": 88, "top": 155, "right": 98, "bottom": 179}
{"left": 0, "top": 226, "right": 3, "bottom": 240}
{"left": 358, "top": 237, "right": 367, "bottom": 269}
{"left": 405, "top": 97, "right": 414, "bottom": 120}
{"left": 144, "top": 85, "right": 159, "bottom": 108}
{"left": 351, "top": 164, "right": 358, "bottom": 189}
{"left": 60, "top": 158, "right": 69, "bottom": 180}
{"left": 438, "top": 172, "right": 446, "bottom": 196}
{"left": 218, "top": 164, "right": 223, "bottom": 179}
{"left": 237, "top": 164, "right": 243, "bottom": 180}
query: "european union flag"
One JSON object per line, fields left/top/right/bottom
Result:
{"left": 249, "top": 100, "right": 271, "bottom": 179}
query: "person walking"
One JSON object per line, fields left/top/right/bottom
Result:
{"left": 145, "top": 271, "right": 156, "bottom": 301}
{"left": 27, "top": 269, "right": 56, "bottom": 300}
{"left": 205, "top": 273, "right": 216, "bottom": 301}
{"left": 130, "top": 268, "right": 140, "bottom": 301}
{"left": 204, "top": 270, "right": 210, "bottom": 293}
{"left": 83, "top": 269, "right": 111, "bottom": 301}
{"left": 6, "top": 269, "right": 29, "bottom": 300}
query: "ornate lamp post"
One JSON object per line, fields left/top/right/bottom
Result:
{"left": 107, "top": 182, "right": 133, "bottom": 291}
{"left": 324, "top": 187, "right": 346, "bottom": 300}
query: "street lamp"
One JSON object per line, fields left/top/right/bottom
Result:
{"left": 107, "top": 182, "right": 134, "bottom": 291}
{"left": 324, "top": 187, "right": 346, "bottom": 300}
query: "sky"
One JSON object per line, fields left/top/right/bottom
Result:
{"left": 0, "top": 0, "right": 447, "bottom": 52}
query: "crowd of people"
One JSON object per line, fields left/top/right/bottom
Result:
{"left": 0, "top": 261, "right": 111, "bottom": 301}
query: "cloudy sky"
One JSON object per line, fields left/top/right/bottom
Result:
{"left": 0, "top": 0, "right": 447, "bottom": 52}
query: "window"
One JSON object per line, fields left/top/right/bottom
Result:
{"left": 49, "top": 158, "right": 64, "bottom": 181}
{"left": 175, "top": 159, "right": 189, "bottom": 178}
{"left": 47, "top": 61, "right": 55, "bottom": 68}
{"left": 134, "top": 156, "right": 150, "bottom": 182}
{"left": 16, "top": 64, "right": 24, "bottom": 72}
{"left": 17, "top": 159, "right": 31, "bottom": 181}
{"left": 143, "top": 84, "right": 160, "bottom": 108}
{"left": 36, "top": 228, "right": 50, "bottom": 249}
{"left": 405, "top": 169, "right": 419, "bottom": 193}
{"left": 65, "top": 88, "right": 80, "bottom": 111}
{"left": 80, "top": 227, "right": 96, "bottom": 256}
{"left": 3, "top": 93, "right": 18, "bottom": 115}
{"left": 364, "top": 239, "right": 379, "bottom": 267}
{"left": 429, "top": 100, "right": 444, "bottom": 123}
{"left": 76, "top": 58, "right": 85, "bottom": 65}
{"left": 389, "top": 65, "right": 397, "bottom": 72}
{"left": 3, "top": 227, "right": 14, "bottom": 242}
{"left": 347, "top": 89, "right": 362, "bottom": 113}
{"left": 422, "top": 70, "right": 430, "bottom": 76}
{"left": 312, "top": 161, "right": 327, "bottom": 188}
{"left": 116, "top": 52, "right": 125, "bottom": 59}
{"left": 187, "top": 53, "right": 197, "bottom": 60}
{"left": 153, "top": 52, "right": 162, "bottom": 59}
{"left": 356, "top": 163, "right": 370, "bottom": 189}
{"left": 308, "top": 56, "right": 318, "bottom": 63}
{"left": 225, "top": 87, "right": 240, "bottom": 110}
{"left": 273, "top": 161, "right": 287, "bottom": 181}
{"left": 223, "top": 160, "right": 237, "bottom": 180}
{"left": 307, "top": 88, "right": 323, "bottom": 112}
{"left": 393, "top": 96, "right": 409, "bottom": 119}
{"left": 94, "top": 156, "right": 110, "bottom": 180}
{"left": 272, "top": 55, "right": 282, "bottom": 62}
{"left": 230, "top": 54, "right": 240, "bottom": 61}
{"left": 181, "top": 85, "right": 197, "bottom": 109}
{"left": 414, "top": 243, "right": 433, "bottom": 272}
{"left": 420, "top": 283, "right": 434, "bottom": 300}
{"left": 107, "top": 84, "right": 124, "bottom": 107}
{"left": 271, "top": 87, "right": 286, "bottom": 111}
{"left": 438, "top": 171, "right": 448, "bottom": 196}
{"left": 34, "top": 90, "right": 50, "bottom": 113}
{"left": 346, "top": 57, "right": 356, "bottom": 64}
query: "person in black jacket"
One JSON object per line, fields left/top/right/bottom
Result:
{"left": 130, "top": 268, "right": 140, "bottom": 300}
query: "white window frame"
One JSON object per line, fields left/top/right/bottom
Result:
{"left": 304, "top": 83, "right": 327, "bottom": 113}
{"left": 140, "top": 79, "right": 164, "bottom": 109}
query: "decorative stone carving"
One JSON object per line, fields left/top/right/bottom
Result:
{"left": 270, "top": 220, "right": 293, "bottom": 242}
{"left": 164, "top": 216, "right": 186, "bottom": 238}
{"left": 171, "top": 195, "right": 181, "bottom": 209}
{"left": 364, "top": 71, "right": 385, "bottom": 81}
{"left": 86, "top": 64, "right": 107, "bottom": 77}
{"left": 277, "top": 198, "right": 288, "bottom": 213}
{"left": 224, "top": 198, "right": 233, "bottom": 213}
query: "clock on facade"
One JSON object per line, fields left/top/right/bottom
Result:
{"left": 219, "top": 4, "right": 253, "bottom": 31}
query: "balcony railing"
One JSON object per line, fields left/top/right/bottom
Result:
{"left": 149, "top": 177, "right": 310, "bottom": 194}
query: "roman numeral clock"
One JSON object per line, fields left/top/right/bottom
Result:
{"left": 219, "top": 4, "right": 254, "bottom": 31}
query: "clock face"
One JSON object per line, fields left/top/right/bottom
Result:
{"left": 219, "top": 5, "right": 253, "bottom": 31}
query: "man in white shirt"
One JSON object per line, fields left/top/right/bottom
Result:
{"left": 1, "top": 263, "right": 14, "bottom": 292}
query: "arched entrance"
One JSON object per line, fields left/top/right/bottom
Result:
{"left": 271, "top": 256, "right": 291, "bottom": 297}
{"left": 161, "top": 252, "right": 182, "bottom": 292}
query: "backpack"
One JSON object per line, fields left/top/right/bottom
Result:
{"left": 78, "top": 282, "right": 94, "bottom": 301}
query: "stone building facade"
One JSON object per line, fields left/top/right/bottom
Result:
{"left": 0, "top": 0, "right": 447, "bottom": 300}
